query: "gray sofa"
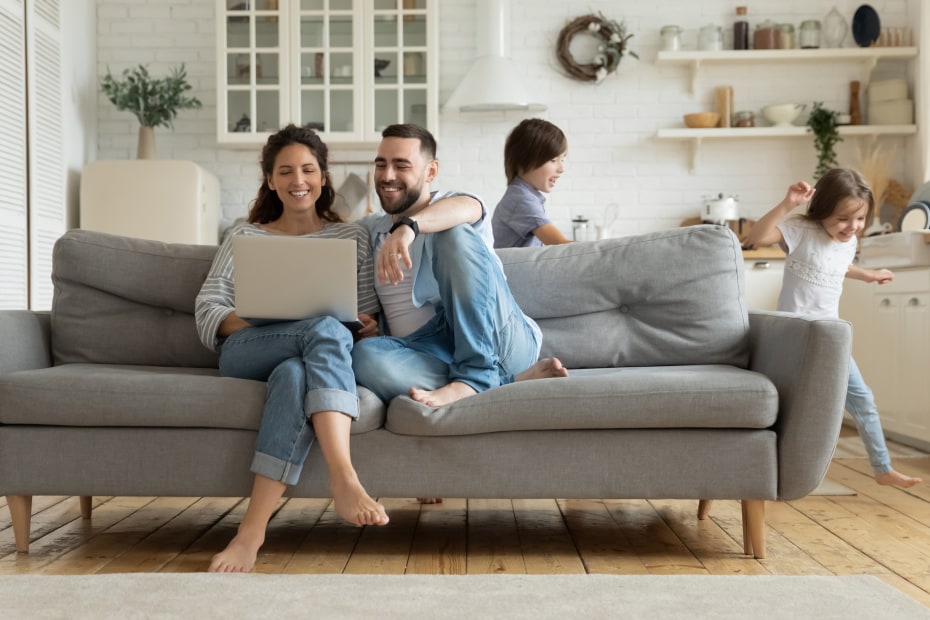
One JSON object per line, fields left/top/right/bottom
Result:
{"left": 0, "top": 226, "right": 851, "bottom": 559}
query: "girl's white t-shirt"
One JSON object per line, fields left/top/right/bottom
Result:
{"left": 776, "top": 217, "right": 857, "bottom": 319}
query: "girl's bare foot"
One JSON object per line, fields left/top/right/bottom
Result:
{"left": 330, "top": 475, "right": 390, "bottom": 526}
{"left": 208, "top": 527, "right": 264, "bottom": 573}
{"left": 409, "top": 381, "right": 477, "bottom": 407}
{"left": 515, "top": 357, "right": 569, "bottom": 382}
{"left": 875, "top": 470, "right": 922, "bottom": 488}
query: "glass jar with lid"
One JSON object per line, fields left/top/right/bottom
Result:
{"left": 733, "top": 110, "right": 755, "bottom": 127}
{"left": 799, "top": 20, "right": 821, "bottom": 48}
{"left": 778, "top": 23, "right": 795, "bottom": 49}
{"left": 698, "top": 24, "right": 723, "bottom": 51}
{"left": 753, "top": 20, "right": 778, "bottom": 49}
{"left": 660, "top": 25, "right": 682, "bottom": 51}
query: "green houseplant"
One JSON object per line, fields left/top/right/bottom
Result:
{"left": 806, "top": 101, "right": 842, "bottom": 179}
{"left": 100, "top": 64, "right": 202, "bottom": 158}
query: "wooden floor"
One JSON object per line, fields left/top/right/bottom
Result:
{"left": 2, "top": 428, "right": 929, "bottom": 608}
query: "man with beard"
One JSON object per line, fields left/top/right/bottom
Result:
{"left": 352, "top": 124, "right": 567, "bottom": 409}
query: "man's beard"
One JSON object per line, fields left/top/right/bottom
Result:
{"left": 378, "top": 185, "right": 422, "bottom": 215}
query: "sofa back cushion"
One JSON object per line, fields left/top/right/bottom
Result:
{"left": 497, "top": 225, "right": 750, "bottom": 368}
{"left": 52, "top": 230, "right": 219, "bottom": 367}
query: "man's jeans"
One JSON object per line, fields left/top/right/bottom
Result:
{"left": 219, "top": 317, "right": 357, "bottom": 485}
{"left": 353, "top": 225, "right": 539, "bottom": 403}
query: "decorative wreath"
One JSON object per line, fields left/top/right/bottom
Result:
{"left": 556, "top": 13, "right": 637, "bottom": 83}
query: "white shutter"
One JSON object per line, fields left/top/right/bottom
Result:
{"left": 26, "top": 0, "right": 64, "bottom": 310}
{"left": 0, "top": 0, "right": 28, "bottom": 310}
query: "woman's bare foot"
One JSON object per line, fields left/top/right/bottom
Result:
{"left": 208, "top": 526, "right": 264, "bottom": 573}
{"left": 418, "top": 497, "right": 443, "bottom": 504}
{"left": 515, "top": 357, "right": 569, "bottom": 382}
{"left": 409, "top": 381, "right": 477, "bottom": 407}
{"left": 330, "top": 475, "right": 390, "bottom": 526}
{"left": 875, "top": 470, "right": 922, "bottom": 488}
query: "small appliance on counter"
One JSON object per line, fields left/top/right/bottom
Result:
{"left": 857, "top": 231, "right": 930, "bottom": 268}
{"left": 701, "top": 193, "right": 739, "bottom": 225}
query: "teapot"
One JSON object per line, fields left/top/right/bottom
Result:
{"left": 702, "top": 193, "right": 739, "bottom": 225}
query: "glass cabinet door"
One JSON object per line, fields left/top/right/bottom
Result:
{"left": 217, "top": 0, "right": 436, "bottom": 145}
{"left": 295, "top": 0, "right": 361, "bottom": 138}
{"left": 369, "top": 0, "right": 431, "bottom": 139}
{"left": 220, "top": 0, "right": 286, "bottom": 142}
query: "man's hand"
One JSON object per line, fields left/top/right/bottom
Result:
{"left": 378, "top": 225, "right": 415, "bottom": 285}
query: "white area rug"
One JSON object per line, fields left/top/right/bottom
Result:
{"left": 1, "top": 574, "right": 927, "bottom": 619}
{"left": 810, "top": 478, "right": 857, "bottom": 496}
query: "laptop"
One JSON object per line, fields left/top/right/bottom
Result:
{"left": 231, "top": 234, "right": 359, "bottom": 324}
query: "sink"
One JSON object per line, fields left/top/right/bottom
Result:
{"left": 858, "top": 231, "right": 930, "bottom": 268}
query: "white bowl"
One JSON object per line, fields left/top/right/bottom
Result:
{"left": 761, "top": 103, "right": 805, "bottom": 127}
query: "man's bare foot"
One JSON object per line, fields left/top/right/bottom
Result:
{"left": 331, "top": 476, "right": 390, "bottom": 526}
{"left": 208, "top": 527, "right": 264, "bottom": 573}
{"left": 875, "top": 470, "right": 922, "bottom": 488}
{"left": 418, "top": 498, "right": 443, "bottom": 504}
{"left": 515, "top": 357, "right": 569, "bottom": 382}
{"left": 409, "top": 381, "right": 477, "bottom": 407}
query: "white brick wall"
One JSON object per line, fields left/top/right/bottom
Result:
{"left": 96, "top": 0, "right": 920, "bottom": 235}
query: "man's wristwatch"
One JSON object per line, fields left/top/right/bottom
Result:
{"left": 389, "top": 216, "right": 419, "bottom": 238}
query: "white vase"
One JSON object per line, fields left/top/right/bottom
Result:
{"left": 137, "top": 126, "right": 156, "bottom": 159}
{"left": 822, "top": 6, "right": 848, "bottom": 48}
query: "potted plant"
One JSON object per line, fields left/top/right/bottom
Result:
{"left": 806, "top": 101, "right": 842, "bottom": 179}
{"left": 100, "top": 64, "right": 202, "bottom": 159}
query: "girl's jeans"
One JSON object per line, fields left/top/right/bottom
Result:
{"left": 218, "top": 317, "right": 357, "bottom": 485}
{"left": 352, "top": 225, "right": 539, "bottom": 403}
{"left": 845, "top": 357, "right": 892, "bottom": 475}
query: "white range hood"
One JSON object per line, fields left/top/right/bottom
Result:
{"left": 443, "top": 0, "right": 545, "bottom": 112}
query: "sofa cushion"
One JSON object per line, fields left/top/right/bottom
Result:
{"left": 0, "top": 364, "right": 386, "bottom": 434}
{"left": 385, "top": 365, "right": 777, "bottom": 437}
{"left": 497, "top": 225, "right": 749, "bottom": 369}
{"left": 51, "top": 230, "right": 219, "bottom": 368}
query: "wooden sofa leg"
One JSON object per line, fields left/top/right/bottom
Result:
{"left": 697, "top": 500, "right": 713, "bottom": 520}
{"left": 741, "top": 499, "right": 766, "bottom": 559}
{"left": 6, "top": 495, "right": 33, "bottom": 553}
{"left": 79, "top": 496, "right": 93, "bottom": 519}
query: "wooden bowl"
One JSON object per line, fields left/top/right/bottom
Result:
{"left": 683, "top": 112, "right": 720, "bottom": 128}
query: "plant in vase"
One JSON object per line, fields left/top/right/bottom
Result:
{"left": 806, "top": 101, "right": 842, "bottom": 179}
{"left": 100, "top": 64, "right": 202, "bottom": 159}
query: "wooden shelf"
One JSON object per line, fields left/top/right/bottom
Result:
{"left": 657, "top": 125, "right": 917, "bottom": 173}
{"left": 656, "top": 47, "right": 918, "bottom": 94}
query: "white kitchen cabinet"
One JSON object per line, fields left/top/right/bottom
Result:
{"left": 743, "top": 257, "right": 784, "bottom": 311}
{"left": 654, "top": 47, "right": 920, "bottom": 174}
{"left": 840, "top": 268, "right": 930, "bottom": 448}
{"left": 215, "top": 0, "right": 437, "bottom": 147}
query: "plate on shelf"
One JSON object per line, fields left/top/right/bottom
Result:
{"left": 852, "top": 5, "right": 880, "bottom": 47}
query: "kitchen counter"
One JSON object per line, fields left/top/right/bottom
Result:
{"left": 742, "top": 246, "right": 785, "bottom": 260}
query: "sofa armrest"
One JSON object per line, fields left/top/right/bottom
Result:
{"left": 0, "top": 310, "right": 52, "bottom": 374}
{"left": 747, "top": 310, "right": 851, "bottom": 500}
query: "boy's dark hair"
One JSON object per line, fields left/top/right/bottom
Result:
{"left": 503, "top": 118, "right": 567, "bottom": 183}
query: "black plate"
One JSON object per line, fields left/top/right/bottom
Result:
{"left": 898, "top": 202, "right": 930, "bottom": 232}
{"left": 852, "top": 5, "right": 881, "bottom": 47}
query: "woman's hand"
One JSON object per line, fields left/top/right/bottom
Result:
{"left": 355, "top": 312, "right": 379, "bottom": 339}
{"left": 217, "top": 312, "right": 251, "bottom": 337}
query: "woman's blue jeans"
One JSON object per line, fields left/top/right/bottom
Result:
{"left": 352, "top": 224, "right": 539, "bottom": 403}
{"left": 218, "top": 317, "right": 358, "bottom": 486}
{"left": 845, "top": 357, "right": 892, "bottom": 475}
